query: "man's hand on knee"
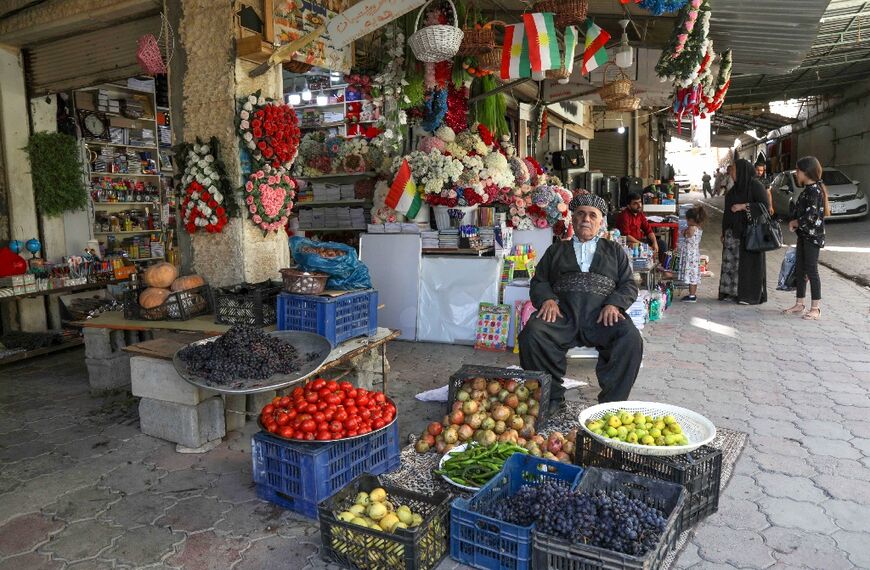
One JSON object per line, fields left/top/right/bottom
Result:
{"left": 537, "top": 299, "right": 563, "bottom": 323}
{"left": 597, "top": 304, "right": 625, "bottom": 327}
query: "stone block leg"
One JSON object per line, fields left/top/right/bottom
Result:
{"left": 223, "top": 394, "right": 246, "bottom": 432}
{"left": 139, "top": 396, "right": 226, "bottom": 449}
{"left": 247, "top": 391, "right": 276, "bottom": 416}
{"left": 85, "top": 353, "right": 131, "bottom": 393}
{"left": 130, "top": 356, "right": 217, "bottom": 405}
{"left": 347, "top": 349, "right": 390, "bottom": 391}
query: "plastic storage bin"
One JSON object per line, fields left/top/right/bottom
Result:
{"left": 532, "top": 468, "right": 687, "bottom": 570}
{"left": 447, "top": 365, "right": 552, "bottom": 427}
{"left": 319, "top": 473, "right": 450, "bottom": 570}
{"left": 450, "top": 454, "right": 584, "bottom": 570}
{"left": 252, "top": 420, "right": 400, "bottom": 519}
{"left": 276, "top": 289, "right": 378, "bottom": 347}
{"left": 213, "top": 280, "right": 282, "bottom": 326}
{"left": 574, "top": 432, "right": 721, "bottom": 532}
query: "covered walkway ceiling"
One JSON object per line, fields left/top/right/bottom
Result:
{"left": 726, "top": 0, "right": 870, "bottom": 104}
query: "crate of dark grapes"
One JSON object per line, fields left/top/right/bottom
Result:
{"left": 450, "top": 454, "right": 584, "bottom": 570}
{"left": 532, "top": 468, "right": 687, "bottom": 570}
{"left": 575, "top": 432, "right": 721, "bottom": 532}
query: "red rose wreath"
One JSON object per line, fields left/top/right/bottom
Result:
{"left": 238, "top": 91, "right": 301, "bottom": 170}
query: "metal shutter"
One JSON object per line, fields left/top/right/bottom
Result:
{"left": 24, "top": 16, "right": 162, "bottom": 97}
{"left": 589, "top": 130, "right": 628, "bottom": 177}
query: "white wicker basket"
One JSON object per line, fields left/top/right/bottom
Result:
{"left": 408, "top": 0, "right": 464, "bottom": 63}
{"left": 578, "top": 401, "right": 716, "bottom": 457}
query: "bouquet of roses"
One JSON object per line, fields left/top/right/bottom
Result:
{"left": 238, "top": 91, "right": 300, "bottom": 170}
{"left": 243, "top": 165, "right": 296, "bottom": 234}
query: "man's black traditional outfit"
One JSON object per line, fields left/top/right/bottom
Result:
{"left": 519, "top": 194, "right": 643, "bottom": 407}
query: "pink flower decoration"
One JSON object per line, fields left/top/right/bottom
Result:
{"left": 246, "top": 195, "right": 254, "bottom": 205}
{"left": 535, "top": 217, "right": 549, "bottom": 229}
{"left": 517, "top": 207, "right": 526, "bottom": 216}
{"left": 691, "top": 0, "right": 702, "bottom": 6}
{"left": 283, "top": 175, "right": 292, "bottom": 184}
{"left": 249, "top": 205, "right": 257, "bottom": 213}
{"left": 267, "top": 176, "right": 277, "bottom": 184}
{"left": 524, "top": 197, "right": 532, "bottom": 206}
{"left": 255, "top": 171, "right": 265, "bottom": 179}
{"left": 687, "top": 11, "right": 698, "bottom": 21}
{"left": 252, "top": 214, "right": 262, "bottom": 224}
{"left": 280, "top": 216, "right": 287, "bottom": 224}
{"left": 509, "top": 206, "right": 518, "bottom": 215}
{"left": 511, "top": 216, "right": 521, "bottom": 226}
{"left": 684, "top": 21, "right": 695, "bottom": 32}
{"left": 557, "top": 203, "right": 568, "bottom": 213}
{"left": 286, "top": 207, "right": 293, "bottom": 214}
{"left": 245, "top": 181, "right": 254, "bottom": 192}
{"left": 677, "top": 34, "right": 689, "bottom": 45}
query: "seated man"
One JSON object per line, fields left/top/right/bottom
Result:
{"left": 615, "top": 192, "right": 666, "bottom": 255}
{"left": 519, "top": 194, "right": 643, "bottom": 412}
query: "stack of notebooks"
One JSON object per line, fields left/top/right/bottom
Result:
{"left": 340, "top": 184, "right": 356, "bottom": 200}
{"left": 479, "top": 227, "right": 495, "bottom": 248}
{"left": 421, "top": 230, "right": 439, "bottom": 248}
{"left": 438, "top": 229, "right": 459, "bottom": 249}
{"left": 350, "top": 208, "right": 366, "bottom": 228}
{"left": 311, "top": 183, "right": 341, "bottom": 202}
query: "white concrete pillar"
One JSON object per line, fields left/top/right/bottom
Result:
{"left": 0, "top": 46, "right": 46, "bottom": 331}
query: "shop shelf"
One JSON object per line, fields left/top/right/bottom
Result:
{"left": 276, "top": 289, "right": 378, "bottom": 347}
{"left": 295, "top": 199, "right": 371, "bottom": 207}
{"left": 319, "top": 473, "right": 450, "bottom": 570}
{"left": 94, "top": 230, "right": 163, "bottom": 235}
{"left": 252, "top": 421, "right": 400, "bottom": 519}
{"left": 90, "top": 173, "right": 160, "bottom": 178}
{"left": 92, "top": 202, "right": 160, "bottom": 207}
{"left": 447, "top": 365, "right": 553, "bottom": 426}
{"left": 532, "top": 468, "right": 687, "bottom": 570}
{"left": 574, "top": 432, "right": 722, "bottom": 532}
{"left": 450, "top": 454, "right": 584, "bottom": 570}
{"left": 84, "top": 141, "right": 157, "bottom": 150}
{"left": 296, "top": 171, "right": 376, "bottom": 179}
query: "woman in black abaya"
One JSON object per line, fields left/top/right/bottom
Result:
{"left": 719, "top": 159, "right": 769, "bottom": 304}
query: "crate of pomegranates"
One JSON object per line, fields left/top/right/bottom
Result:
{"left": 447, "top": 365, "right": 552, "bottom": 428}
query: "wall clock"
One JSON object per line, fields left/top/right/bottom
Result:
{"left": 77, "top": 109, "right": 110, "bottom": 141}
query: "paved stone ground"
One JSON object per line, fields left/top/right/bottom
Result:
{"left": 1, "top": 201, "right": 870, "bottom": 569}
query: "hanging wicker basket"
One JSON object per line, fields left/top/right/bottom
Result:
{"left": 533, "top": 0, "right": 589, "bottom": 29}
{"left": 475, "top": 22, "right": 507, "bottom": 73}
{"left": 608, "top": 95, "right": 642, "bottom": 112}
{"left": 458, "top": 19, "right": 496, "bottom": 56}
{"left": 408, "top": 0, "right": 464, "bottom": 63}
{"left": 546, "top": 65, "right": 571, "bottom": 83}
{"left": 598, "top": 63, "right": 633, "bottom": 102}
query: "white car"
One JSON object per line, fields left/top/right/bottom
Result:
{"left": 769, "top": 168, "right": 868, "bottom": 220}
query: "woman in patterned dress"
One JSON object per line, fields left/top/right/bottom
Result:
{"left": 782, "top": 156, "right": 829, "bottom": 320}
{"left": 718, "top": 160, "right": 770, "bottom": 304}
{"left": 679, "top": 205, "right": 707, "bottom": 302}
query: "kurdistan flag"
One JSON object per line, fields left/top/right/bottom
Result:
{"left": 524, "top": 12, "right": 560, "bottom": 80}
{"left": 385, "top": 159, "right": 421, "bottom": 219}
{"left": 500, "top": 23, "right": 531, "bottom": 80}
{"left": 581, "top": 19, "right": 611, "bottom": 75}
{"left": 562, "top": 25, "right": 579, "bottom": 81}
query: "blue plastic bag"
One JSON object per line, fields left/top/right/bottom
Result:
{"left": 289, "top": 237, "right": 372, "bottom": 290}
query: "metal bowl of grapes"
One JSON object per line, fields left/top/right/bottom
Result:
{"left": 173, "top": 326, "right": 332, "bottom": 394}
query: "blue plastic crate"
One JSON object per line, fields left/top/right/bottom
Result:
{"left": 252, "top": 420, "right": 400, "bottom": 519}
{"left": 276, "top": 290, "right": 378, "bottom": 347}
{"left": 450, "top": 455, "right": 584, "bottom": 570}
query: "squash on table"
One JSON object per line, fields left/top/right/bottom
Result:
{"left": 143, "top": 262, "right": 179, "bottom": 288}
{"left": 139, "top": 287, "right": 171, "bottom": 309}
{"left": 170, "top": 274, "right": 206, "bottom": 292}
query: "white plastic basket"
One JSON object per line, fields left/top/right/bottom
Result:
{"left": 578, "top": 401, "right": 716, "bottom": 456}
{"left": 408, "top": 0, "right": 464, "bottom": 63}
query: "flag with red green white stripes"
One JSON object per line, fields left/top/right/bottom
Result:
{"left": 581, "top": 19, "right": 611, "bottom": 75}
{"left": 523, "top": 12, "right": 560, "bottom": 80}
{"left": 500, "top": 23, "right": 531, "bottom": 80}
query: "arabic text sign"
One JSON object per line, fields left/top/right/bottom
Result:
{"left": 328, "top": 0, "right": 425, "bottom": 47}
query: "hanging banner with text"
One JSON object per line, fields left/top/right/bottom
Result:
{"left": 327, "top": 0, "right": 426, "bottom": 48}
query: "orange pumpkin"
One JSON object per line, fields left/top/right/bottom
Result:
{"left": 170, "top": 275, "right": 206, "bottom": 292}
{"left": 139, "top": 287, "right": 171, "bottom": 309}
{"left": 143, "top": 262, "right": 179, "bottom": 288}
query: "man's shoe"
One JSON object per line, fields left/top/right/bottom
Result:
{"left": 547, "top": 399, "right": 567, "bottom": 417}
{"left": 681, "top": 295, "right": 697, "bottom": 303}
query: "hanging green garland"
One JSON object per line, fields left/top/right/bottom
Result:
{"left": 23, "top": 132, "right": 88, "bottom": 217}
{"left": 470, "top": 75, "right": 509, "bottom": 138}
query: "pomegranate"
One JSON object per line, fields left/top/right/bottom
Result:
{"left": 493, "top": 420, "right": 507, "bottom": 434}
{"left": 443, "top": 427, "right": 459, "bottom": 444}
{"left": 487, "top": 381, "right": 501, "bottom": 395}
{"left": 457, "top": 424, "right": 474, "bottom": 441}
{"left": 504, "top": 379, "right": 518, "bottom": 392}
{"left": 472, "top": 377, "right": 487, "bottom": 391}
{"left": 456, "top": 389, "right": 470, "bottom": 402}
{"left": 491, "top": 404, "right": 511, "bottom": 422}
{"left": 515, "top": 385, "right": 530, "bottom": 401}
{"left": 509, "top": 415, "right": 524, "bottom": 431}
{"left": 462, "top": 400, "right": 479, "bottom": 415}
{"left": 428, "top": 422, "right": 444, "bottom": 437}
{"left": 504, "top": 394, "right": 520, "bottom": 409}
{"left": 423, "top": 433, "right": 436, "bottom": 446}
{"left": 415, "top": 440, "right": 430, "bottom": 453}
{"left": 471, "top": 389, "right": 487, "bottom": 401}
{"left": 450, "top": 410, "right": 465, "bottom": 425}
{"left": 525, "top": 379, "right": 540, "bottom": 391}
{"left": 451, "top": 401, "right": 464, "bottom": 412}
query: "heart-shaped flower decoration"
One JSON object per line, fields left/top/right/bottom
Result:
{"left": 243, "top": 164, "right": 296, "bottom": 234}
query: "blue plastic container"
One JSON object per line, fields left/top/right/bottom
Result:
{"left": 450, "top": 454, "right": 584, "bottom": 570}
{"left": 251, "top": 420, "right": 400, "bottom": 519}
{"left": 276, "top": 290, "right": 378, "bottom": 347}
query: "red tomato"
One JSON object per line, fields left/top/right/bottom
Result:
{"left": 323, "top": 409, "right": 335, "bottom": 421}
{"left": 316, "top": 430, "right": 331, "bottom": 441}
{"left": 358, "top": 426, "right": 372, "bottom": 435}
{"left": 305, "top": 432, "right": 316, "bottom": 441}
{"left": 306, "top": 403, "right": 319, "bottom": 414}
{"left": 313, "top": 412, "right": 326, "bottom": 423}
{"left": 291, "top": 386, "right": 304, "bottom": 399}
{"left": 276, "top": 412, "right": 290, "bottom": 426}
{"left": 317, "top": 401, "right": 328, "bottom": 411}
{"left": 279, "top": 426, "right": 294, "bottom": 438}
{"left": 334, "top": 409, "right": 348, "bottom": 422}
{"left": 294, "top": 430, "right": 306, "bottom": 439}
{"left": 344, "top": 417, "right": 360, "bottom": 432}
{"left": 279, "top": 396, "right": 291, "bottom": 408}
{"left": 286, "top": 409, "right": 298, "bottom": 420}
{"left": 325, "top": 380, "right": 339, "bottom": 391}
{"left": 304, "top": 391, "right": 319, "bottom": 404}
{"left": 345, "top": 405, "right": 358, "bottom": 416}
{"left": 356, "top": 395, "right": 370, "bottom": 408}
{"left": 329, "top": 420, "right": 343, "bottom": 433}
{"left": 359, "top": 409, "right": 372, "bottom": 421}
{"left": 373, "top": 418, "right": 386, "bottom": 429}
{"left": 345, "top": 389, "right": 358, "bottom": 400}
{"left": 264, "top": 421, "right": 277, "bottom": 433}
{"left": 325, "top": 394, "right": 342, "bottom": 406}
{"left": 272, "top": 396, "right": 282, "bottom": 406}
{"left": 373, "top": 392, "right": 386, "bottom": 404}
{"left": 309, "top": 378, "right": 327, "bottom": 391}
{"left": 346, "top": 430, "right": 358, "bottom": 437}
{"left": 262, "top": 404, "right": 275, "bottom": 415}
{"left": 356, "top": 388, "right": 368, "bottom": 397}
{"left": 301, "top": 419, "right": 317, "bottom": 433}
{"left": 339, "top": 381, "right": 354, "bottom": 391}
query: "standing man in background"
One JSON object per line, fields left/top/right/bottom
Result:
{"left": 702, "top": 171, "right": 712, "bottom": 198}
{"left": 755, "top": 161, "right": 775, "bottom": 215}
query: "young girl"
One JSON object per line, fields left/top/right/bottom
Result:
{"left": 680, "top": 204, "right": 708, "bottom": 302}
{"left": 782, "top": 156, "right": 829, "bottom": 320}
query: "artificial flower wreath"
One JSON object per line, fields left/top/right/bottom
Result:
{"left": 237, "top": 90, "right": 301, "bottom": 170}
{"left": 174, "top": 137, "right": 233, "bottom": 234}
{"left": 243, "top": 164, "right": 296, "bottom": 234}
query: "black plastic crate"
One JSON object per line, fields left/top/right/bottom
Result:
{"left": 213, "top": 280, "right": 281, "bottom": 326}
{"left": 447, "top": 365, "right": 552, "bottom": 427}
{"left": 318, "top": 474, "right": 450, "bottom": 570}
{"left": 533, "top": 468, "right": 687, "bottom": 570}
{"left": 124, "top": 284, "right": 212, "bottom": 321}
{"left": 574, "top": 432, "right": 721, "bottom": 532}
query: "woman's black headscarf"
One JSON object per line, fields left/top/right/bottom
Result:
{"left": 732, "top": 159, "right": 757, "bottom": 199}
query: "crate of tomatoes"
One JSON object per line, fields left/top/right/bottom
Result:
{"left": 253, "top": 378, "right": 401, "bottom": 518}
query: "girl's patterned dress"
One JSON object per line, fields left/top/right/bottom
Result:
{"left": 679, "top": 228, "right": 703, "bottom": 285}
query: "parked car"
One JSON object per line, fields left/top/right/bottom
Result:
{"left": 674, "top": 174, "right": 692, "bottom": 193}
{"left": 769, "top": 168, "right": 868, "bottom": 221}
